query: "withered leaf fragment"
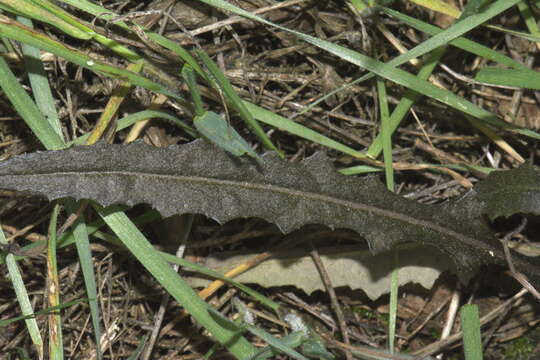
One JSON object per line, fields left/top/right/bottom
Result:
{"left": 0, "top": 140, "right": 539, "bottom": 283}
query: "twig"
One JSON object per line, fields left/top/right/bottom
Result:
{"left": 436, "top": 283, "right": 460, "bottom": 360}
{"left": 310, "top": 244, "right": 353, "bottom": 360}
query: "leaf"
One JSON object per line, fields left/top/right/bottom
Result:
{"left": 0, "top": 141, "right": 539, "bottom": 283}
{"left": 474, "top": 163, "right": 540, "bottom": 220}
{"left": 460, "top": 304, "right": 483, "bottom": 360}
{"left": 194, "top": 111, "right": 261, "bottom": 160}
{"left": 475, "top": 67, "right": 540, "bottom": 90}
{"left": 187, "top": 244, "right": 456, "bottom": 300}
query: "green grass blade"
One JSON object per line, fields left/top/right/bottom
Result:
{"left": 60, "top": 209, "right": 158, "bottom": 246}
{"left": 378, "top": 76, "right": 398, "bottom": 353}
{"left": 244, "top": 102, "right": 365, "bottom": 158}
{"left": 460, "top": 304, "right": 483, "bottom": 360}
{"left": 196, "top": 50, "right": 281, "bottom": 155}
{"left": 377, "top": 78, "right": 394, "bottom": 191}
{"left": 0, "top": 226, "right": 44, "bottom": 358}
{"left": 517, "top": 0, "right": 540, "bottom": 45}
{"left": 24, "top": 0, "right": 140, "bottom": 61}
{"left": 94, "top": 204, "right": 257, "bottom": 359}
{"left": 309, "top": 2, "right": 536, "bottom": 119}
{"left": 65, "top": 200, "right": 102, "bottom": 360}
{"left": 298, "top": 35, "right": 538, "bottom": 139}
{"left": 0, "top": 56, "right": 65, "bottom": 149}
{"left": 17, "top": 16, "right": 63, "bottom": 138}
{"left": 182, "top": 64, "right": 205, "bottom": 116}
{"left": 339, "top": 165, "right": 381, "bottom": 175}
{"left": 485, "top": 24, "right": 540, "bottom": 42}
{"left": 388, "top": 0, "right": 521, "bottom": 64}
{"left": 475, "top": 67, "right": 540, "bottom": 89}
{"left": 56, "top": 0, "right": 208, "bottom": 85}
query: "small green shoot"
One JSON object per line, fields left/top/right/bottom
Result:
{"left": 460, "top": 304, "right": 483, "bottom": 360}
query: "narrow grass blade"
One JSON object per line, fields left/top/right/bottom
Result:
{"left": 56, "top": 0, "right": 208, "bottom": 86}
{"left": 475, "top": 68, "right": 540, "bottom": 90}
{"left": 0, "top": 226, "right": 44, "bottom": 358}
{"left": 182, "top": 65, "right": 205, "bottom": 116}
{"left": 378, "top": 76, "right": 398, "bottom": 353}
{"left": 517, "top": 0, "right": 540, "bottom": 50}
{"left": 46, "top": 204, "right": 63, "bottom": 360}
{"left": 0, "top": 210, "right": 161, "bottom": 267}
{"left": 377, "top": 78, "right": 394, "bottom": 191}
{"left": 388, "top": 0, "right": 520, "bottom": 65}
{"left": 147, "top": 32, "right": 207, "bottom": 78}
{"left": 460, "top": 304, "right": 483, "bottom": 360}
{"left": 244, "top": 102, "right": 365, "bottom": 158}
{"left": 485, "top": 24, "right": 540, "bottom": 43}
{"left": 317, "top": 4, "right": 536, "bottom": 128}
{"left": 95, "top": 204, "right": 257, "bottom": 359}
{"left": 0, "top": 56, "right": 65, "bottom": 149}
{"left": 368, "top": 0, "right": 492, "bottom": 160}
{"left": 244, "top": 332, "right": 307, "bottom": 360}
{"left": 17, "top": 16, "right": 63, "bottom": 138}
{"left": 196, "top": 50, "right": 281, "bottom": 155}
{"left": 65, "top": 201, "right": 102, "bottom": 360}
{"left": 339, "top": 165, "right": 381, "bottom": 175}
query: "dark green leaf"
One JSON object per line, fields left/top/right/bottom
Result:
{"left": 475, "top": 162, "right": 540, "bottom": 220}
{"left": 0, "top": 141, "right": 539, "bottom": 283}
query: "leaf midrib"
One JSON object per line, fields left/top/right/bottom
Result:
{"left": 5, "top": 170, "right": 504, "bottom": 259}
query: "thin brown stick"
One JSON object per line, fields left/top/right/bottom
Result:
{"left": 310, "top": 243, "right": 353, "bottom": 360}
